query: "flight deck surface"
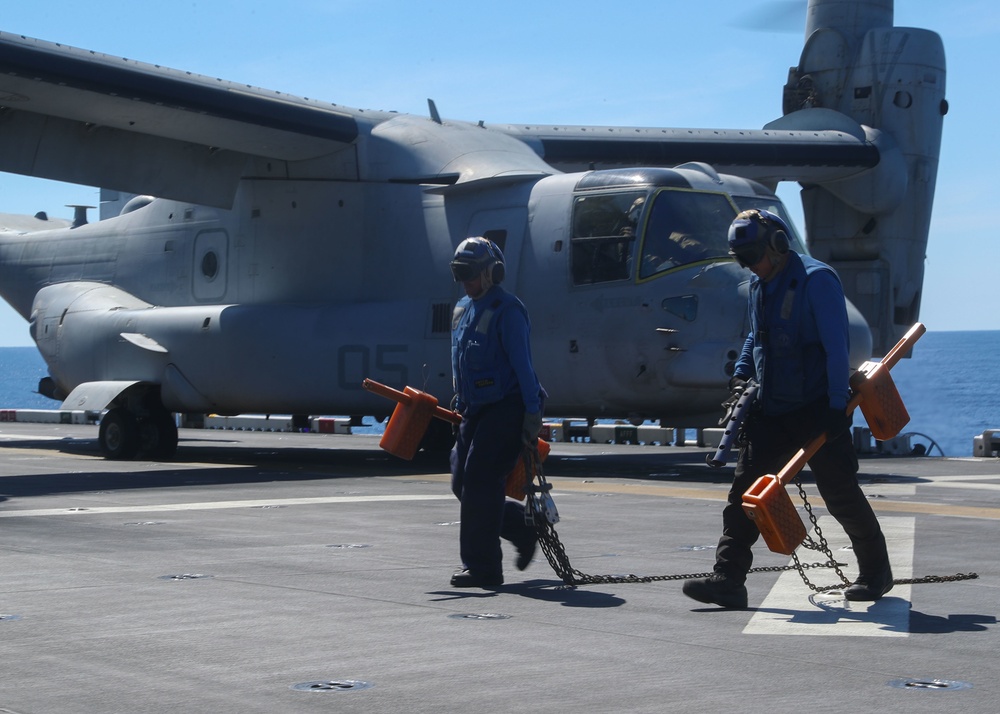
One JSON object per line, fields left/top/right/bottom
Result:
{"left": 0, "top": 423, "right": 996, "bottom": 713}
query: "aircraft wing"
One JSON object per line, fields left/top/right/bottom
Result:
{"left": 0, "top": 32, "right": 893, "bottom": 208}
{"left": 495, "top": 108, "right": 883, "bottom": 186}
{"left": 0, "top": 32, "right": 364, "bottom": 207}
{"left": 0, "top": 211, "right": 71, "bottom": 233}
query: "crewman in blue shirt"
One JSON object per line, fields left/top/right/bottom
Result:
{"left": 683, "top": 209, "right": 893, "bottom": 609}
{"left": 448, "top": 237, "right": 544, "bottom": 588}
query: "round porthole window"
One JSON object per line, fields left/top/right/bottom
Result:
{"left": 201, "top": 250, "right": 219, "bottom": 280}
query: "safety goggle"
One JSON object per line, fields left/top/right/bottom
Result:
{"left": 729, "top": 243, "right": 767, "bottom": 269}
{"left": 450, "top": 261, "right": 482, "bottom": 282}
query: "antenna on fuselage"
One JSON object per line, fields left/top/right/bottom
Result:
{"left": 67, "top": 204, "right": 96, "bottom": 229}
{"left": 427, "top": 98, "right": 442, "bottom": 124}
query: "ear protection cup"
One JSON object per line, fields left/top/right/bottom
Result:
{"left": 769, "top": 228, "right": 789, "bottom": 254}
{"left": 451, "top": 236, "right": 506, "bottom": 283}
{"left": 485, "top": 240, "right": 506, "bottom": 283}
{"left": 728, "top": 209, "right": 791, "bottom": 266}
{"left": 754, "top": 209, "right": 790, "bottom": 254}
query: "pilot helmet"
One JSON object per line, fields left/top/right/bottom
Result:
{"left": 727, "top": 209, "right": 790, "bottom": 268}
{"left": 450, "top": 237, "right": 505, "bottom": 284}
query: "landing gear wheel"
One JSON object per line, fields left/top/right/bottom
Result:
{"left": 99, "top": 408, "right": 140, "bottom": 459}
{"left": 139, "top": 410, "right": 179, "bottom": 460}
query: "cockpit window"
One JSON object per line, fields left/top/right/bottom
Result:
{"left": 570, "top": 191, "right": 644, "bottom": 285}
{"left": 638, "top": 189, "right": 735, "bottom": 279}
{"left": 569, "top": 188, "right": 798, "bottom": 284}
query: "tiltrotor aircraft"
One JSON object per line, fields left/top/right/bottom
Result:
{"left": 0, "top": 0, "right": 945, "bottom": 459}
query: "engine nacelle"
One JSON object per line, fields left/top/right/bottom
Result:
{"left": 784, "top": 10, "right": 946, "bottom": 355}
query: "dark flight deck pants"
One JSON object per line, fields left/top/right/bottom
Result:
{"left": 450, "top": 394, "right": 535, "bottom": 579}
{"left": 715, "top": 407, "right": 890, "bottom": 583}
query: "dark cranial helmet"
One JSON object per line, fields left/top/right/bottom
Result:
{"left": 727, "top": 209, "right": 790, "bottom": 268}
{"left": 450, "top": 237, "right": 505, "bottom": 283}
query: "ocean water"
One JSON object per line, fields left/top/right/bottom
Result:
{"left": 0, "top": 347, "right": 55, "bottom": 412}
{"left": 0, "top": 331, "right": 997, "bottom": 457}
{"left": 867, "top": 330, "right": 1000, "bottom": 457}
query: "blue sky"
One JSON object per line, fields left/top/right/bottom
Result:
{"left": 0, "top": 1, "right": 995, "bottom": 346}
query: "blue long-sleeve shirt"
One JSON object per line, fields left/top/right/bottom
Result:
{"left": 734, "top": 252, "right": 850, "bottom": 414}
{"left": 451, "top": 285, "right": 542, "bottom": 415}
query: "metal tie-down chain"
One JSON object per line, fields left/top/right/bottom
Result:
{"left": 789, "top": 474, "right": 978, "bottom": 592}
{"left": 523, "top": 451, "right": 979, "bottom": 590}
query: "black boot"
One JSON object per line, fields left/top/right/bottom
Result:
{"left": 515, "top": 532, "right": 537, "bottom": 571}
{"left": 844, "top": 565, "right": 893, "bottom": 601}
{"left": 682, "top": 573, "right": 748, "bottom": 609}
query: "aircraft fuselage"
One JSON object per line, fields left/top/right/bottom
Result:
{"left": 0, "top": 161, "right": 871, "bottom": 428}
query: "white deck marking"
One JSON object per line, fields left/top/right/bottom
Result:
{"left": 922, "top": 474, "right": 1000, "bottom": 492}
{"left": 0, "top": 434, "right": 66, "bottom": 441}
{"left": 0, "top": 494, "right": 453, "bottom": 518}
{"left": 860, "top": 482, "right": 916, "bottom": 497}
{"left": 822, "top": 473, "right": 1000, "bottom": 500}
{"left": 744, "top": 516, "right": 913, "bottom": 636}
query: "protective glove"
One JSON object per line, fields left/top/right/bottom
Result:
{"left": 723, "top": 377, "right": 748, "bottom": 405}
{"left": 819, "top": 407, "right": 852, "bottom": 440}
{"left": 719, "top": 376, "right": 749, "bottom": 425}
{"left": 522, "top": 411, "right": 543, "bottom": 446}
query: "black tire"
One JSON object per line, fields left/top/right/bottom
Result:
{"left": 99, "top": 408, "right": 140, "bottom": 459}
{"left": 139, "top": 410, "right": 179, "bottom": 460}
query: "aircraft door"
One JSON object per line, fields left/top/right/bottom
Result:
{"left": 193, "top": 229, "right": 228, "bottom": 301}
{"left": 465, "top": 208, "right": 527, "bottom": 289}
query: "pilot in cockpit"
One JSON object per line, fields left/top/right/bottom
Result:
{"left": 619, "top": 196, "right": 645, "bottom": 237}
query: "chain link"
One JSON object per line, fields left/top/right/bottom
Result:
{"left": 524, "top": 455, "right": 978, "bottom": 590}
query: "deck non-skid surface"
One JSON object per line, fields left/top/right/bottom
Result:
{"left": 0, "top": 423, "right": 995, "bottom": 713}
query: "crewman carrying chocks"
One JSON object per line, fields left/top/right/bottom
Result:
{"left": 683, "top": 209, "right": 895, "bottom": 609}
{"left": 742, "top": 323, "right": 924, "bottom": 558}
{"left": 364, "top": 222, "right": 970, "bottom": 600}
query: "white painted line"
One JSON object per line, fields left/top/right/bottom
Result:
{"left": 924, "top": 474, "right": 1000, "bottom": 481}
{"left": 744, "top": 516, "right": 914, "bottom": 637}
{"left": 922, "top": 475, "right": 1000, "bottom": 492}
{"left": 860, "top": 483, "right": 916, "bottom": 497}
{"left": 0, "top": 434, "right": 66, "bottom": 441}
{"left": 0, "top": 494, "right": 453, "bottom": 518}
{"left": 857, "top": 473, "right": 1000, "bottom": 496}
